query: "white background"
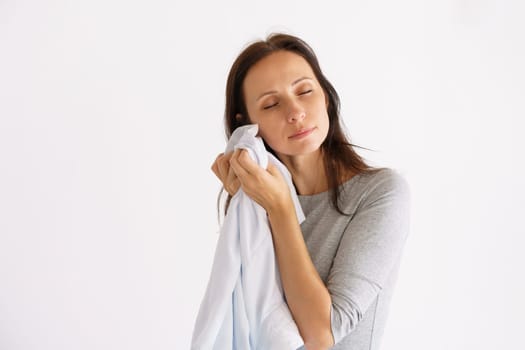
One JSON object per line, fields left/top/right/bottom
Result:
{"left": 1, "top": 0, "right": 524, "bottom": 349}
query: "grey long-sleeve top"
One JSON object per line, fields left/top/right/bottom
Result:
{"left": 296, "top": 168, "right": 410, "bottom": 349}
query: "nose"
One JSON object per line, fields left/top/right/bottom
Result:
{"left": 286, "top": 100, "right": 306, "bottom": 123}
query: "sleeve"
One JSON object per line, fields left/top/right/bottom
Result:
{"left": 326, "top": 169, "right": 411, "bottom": 344}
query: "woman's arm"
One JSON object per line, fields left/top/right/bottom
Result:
{"left": 267, "top": 202, "right": 334, "bottom": 350}
{"left": 228, "top": 149, "right": 334, "bottom": 350}
{"left": 324, "top": 169, "right": 410, "bottom": 343}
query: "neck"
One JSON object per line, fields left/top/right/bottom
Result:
{"left": 278, "top": 150, "right": 328, "bottom": 195}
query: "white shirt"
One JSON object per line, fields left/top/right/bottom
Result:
{"left": 191, "top": 125, "right": 304, "bottom": 350}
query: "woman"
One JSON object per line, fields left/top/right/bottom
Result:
{"left": 211, "top": 33, "right": 410, "bottom": 350}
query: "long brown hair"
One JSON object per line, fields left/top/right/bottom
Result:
{"left": 222, "top": 33, "right": 381, "bottom": 215}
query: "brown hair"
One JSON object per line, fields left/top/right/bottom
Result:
{"left": 222, "top": 32, "right": 381, "bottom": 215}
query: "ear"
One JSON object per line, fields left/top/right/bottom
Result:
{"left": 236, "top": 113, "right": 252, "bottom": 124}
{"left": 325, "top": 94, "right": 329, "bottom": 108}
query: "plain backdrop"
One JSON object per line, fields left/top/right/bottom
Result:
{"left": 1, "top": 0, "right": 524, "bottom": 349}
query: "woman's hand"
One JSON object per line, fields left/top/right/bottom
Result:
{"left": 211, "top": 152, "right": 241, "bottom": 196}
{"left": 228, "top": 149, "right": 293, "bottom": 215}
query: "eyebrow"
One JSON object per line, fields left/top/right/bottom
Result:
{"left": 255, "top": 77, "right": 313, "bottom": 102}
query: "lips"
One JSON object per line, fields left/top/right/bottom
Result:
{"left": 289, "top": 127, "right": 316, "bottom": 139}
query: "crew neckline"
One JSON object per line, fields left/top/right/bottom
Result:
{"left": 297, "top": 172, "right": 363, "bottom": 201}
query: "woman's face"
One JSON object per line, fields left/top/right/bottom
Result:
{"left": 242, "top": 50, "right": 329, "bottom": 159}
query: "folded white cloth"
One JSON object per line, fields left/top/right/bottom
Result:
{"left": 191, "top": 124, "right": 304, "bottom": 350}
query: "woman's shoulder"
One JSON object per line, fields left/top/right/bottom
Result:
{"left": 342, "top": 167, "right": 410, "bottom": 208}
{"left": 358, "top": 167, "right": 409, "bottom": 191}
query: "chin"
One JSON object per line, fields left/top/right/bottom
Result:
{"left": 283, "top": 144, "right": 323, "bottom": 157}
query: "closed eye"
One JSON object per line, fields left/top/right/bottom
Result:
{"left": 299, "top": 89, "right": 313, "bottom": 95}
{"left": 263, "top": 102, "right": 278, "bottom": 110}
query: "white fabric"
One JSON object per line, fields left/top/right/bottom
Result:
{"left": 191, "top": 124, "right": 304, "bottom": 350}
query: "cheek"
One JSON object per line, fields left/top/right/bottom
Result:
{"left": 256, "top": 125, "right": 283, "bottom": 149}
{"left": 252, "top": 113, "right": 282, "bottom": 132}
{"left": 258, "top": 126, "right": 277, "bottom": 144}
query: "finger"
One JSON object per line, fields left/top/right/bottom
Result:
{"left": 229, "top": 149, "right": 250, "bottom": 178}
{"left": 225, "top": 166, "right": 239, "bottom": 194}
{"left": 267, "top": 162, "right": 281, "bottom": 176}
{"left": 217, "top": 154, "right": 231, "bottom": 181}
{"left": 211, "top": 153, "right": 224, "bottom": 178}
{"left": 226, "top": 163, "right": 237, "bottom": 182}
{"left": 226, "top": 177, "right": 241, "bottom": 196}
{"left": 234, "top": 148, "right": 261, "bottom": 175}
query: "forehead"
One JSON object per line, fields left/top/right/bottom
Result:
{"left": 243, "top": 51, "right": 316, "bottom": 95}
